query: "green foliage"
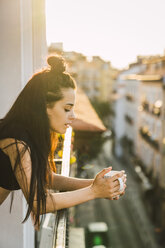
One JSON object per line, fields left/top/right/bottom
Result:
{"left": 91, "top": 100, "right": 111, "bottom": 117}
{"left": 91, "top": 99, "right": 113, "bottom": 127}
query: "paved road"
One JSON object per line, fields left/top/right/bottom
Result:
{"left": 76, "top": 140, "right": 160, "bottom": 248}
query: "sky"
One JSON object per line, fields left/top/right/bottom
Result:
{"left": 46, "top": 0, "right": 165, "bottom": 69}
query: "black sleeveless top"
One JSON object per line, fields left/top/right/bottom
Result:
{"left": 0, "top": 123, "right": 32, "bottom": 191}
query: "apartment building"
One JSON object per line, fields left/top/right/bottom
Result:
{"left": 136, "top": 57, "right": 165, "bottom": 231}
{"left": 136, "top": 57, "right": 165, "bottom": 185}
{"left": 67, "top": 53, "right": 117, "bottom": 102}
{"left": 48, "top": 46, "right": 118, "bottom": 103}
{"left": 113, "top": 60, "right": 145, "bottom": 158}
{"left": 137, "top": 77, "right": 163, "bottom": 179}
{"left": 114, "top": 55, "right": 165, "bottom": 233}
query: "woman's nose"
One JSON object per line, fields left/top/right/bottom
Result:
{"left": 69, "top": 110, "right": 76, "bottom": 121}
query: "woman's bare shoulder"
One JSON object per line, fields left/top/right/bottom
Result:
{"left": 0, "top": 138, "right": 31, "bottom": 170}
{"left": 0, "top": 138, "right": 30, "bottom": 153}
{"left": 0, "top": 139, "right": 32, "bottom": 201}
{"left": 0, "top": 138, "right": 16, "bottom": 146}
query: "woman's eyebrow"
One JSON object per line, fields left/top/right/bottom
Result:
{"left": 65, "top": 103, "right": 74, "bottom": 106}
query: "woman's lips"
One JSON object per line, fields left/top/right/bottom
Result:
{"left": 65, "top": 124, "right": 70, "bottom": 128}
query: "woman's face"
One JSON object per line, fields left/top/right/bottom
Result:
{"left": 46, "top": 88, "right": 76, "bottom": 134}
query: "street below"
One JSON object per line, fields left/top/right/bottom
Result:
{"left": 75, "top": 140, "right": 160, "bottom": 248}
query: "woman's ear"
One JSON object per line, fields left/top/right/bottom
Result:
{"left": 46, "top": 105, "right": 52, "bottom": 117}
{"left": 46, "top": 102, "right": 55, "bottom": 117}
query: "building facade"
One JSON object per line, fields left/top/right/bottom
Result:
{"left": 48, "top": 47, "right": 118, "bottom": 103}
{"left": 113, "top": 60, "right": 145, "bottom": 158}
{"left": 114, "top": 54, "right": 165, "bottom": 235}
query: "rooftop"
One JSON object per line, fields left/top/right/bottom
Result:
{"left": 72, "top": 88, "right": 106, "bottom": 132}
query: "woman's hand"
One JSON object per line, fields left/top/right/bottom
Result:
{"left": 112, "top": 172, "right": 127, "bottom": 200}
{"left": 90, "top": 167, "right": 126, "bottom": 200}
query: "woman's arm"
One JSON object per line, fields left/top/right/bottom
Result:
{"left": 49, "top": 173, "right": 93, "bottom": 191}
{"left": 50, "top": 171, "right": 126, "bottom": 192}
{"left": 35, "top": 168, "right": 125, "bottom": 214}
{"left": 4, "top": 139, "right": 126, "bottom": 215}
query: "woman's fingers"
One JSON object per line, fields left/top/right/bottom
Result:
{"left": 110, "top": 172, "right": 127, "bottom": 189}
{"left": 113, "top": 182, "right": 126, "bottom": 192}
{"left": 120, "top": 191, "right": 125, "bottom": 196}
{"left": 107, "top": 174, "right": 126, "bottom": 187}
{"left": 96, "top": 167, "right": 112, "bottom": 179}
{"left": 111, "top": 190, "right": 125, "bottom": 199}
{"left": 111, "top": 171, "right": 124, "bottom": 182}
{"left": 104, "top": 170, "right": 127, "bottom": 200}
{"left": 92, "top": 168, "right": 127, "bottom": 200}
{"left": 122, "top": 174, "right": 127, "bottom": 183}
{"left": 109, "top": 175, "right": 127, "bottom": 196}
{"left": 112, "top": 196, "right": 120, "bottom": 200}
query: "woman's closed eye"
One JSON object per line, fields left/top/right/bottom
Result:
{"left": 64, "top": 109, "right": 70, "bottom": 112}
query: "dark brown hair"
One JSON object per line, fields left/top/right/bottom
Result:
{"left": 0, "top": 55, "right": 76, "bottom": 226}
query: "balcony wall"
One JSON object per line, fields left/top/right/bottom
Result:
{"left": 0, "top": 1, "right": 47, "bottom": 248}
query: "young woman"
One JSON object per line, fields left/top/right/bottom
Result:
{"left": 0, "top": 55, "right": 126, "bottom": 227}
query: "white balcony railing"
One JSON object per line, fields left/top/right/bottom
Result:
{"left": 38, "top": 127, "right": 72, "bottom": 248}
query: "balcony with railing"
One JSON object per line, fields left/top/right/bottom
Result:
{"left": 36, "top": 88, "right": 106, "bottom": 248}
{"left": 36, "top": 127, "right": 86, "bottom": 248}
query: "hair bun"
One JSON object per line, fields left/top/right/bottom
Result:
{"left": 47, "top": 55, "right": 66, "bottom": 73}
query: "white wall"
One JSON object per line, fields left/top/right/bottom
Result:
{"left": 0, "top": 0, "right": 22, "bottom": 118}
{"left": 0, "top": 192, "right": 23, "bottom": 248}
{"left": 0, "top": 0, "right": 47, "bottom": 247}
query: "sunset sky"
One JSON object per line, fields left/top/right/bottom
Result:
{"left": 46, "top": 0, "right": 165, "bottom": 69}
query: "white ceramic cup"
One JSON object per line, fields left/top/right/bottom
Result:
{"left": 104, "top": 170, "right": 124, "bottom": 192}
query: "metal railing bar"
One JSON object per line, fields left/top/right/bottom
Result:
{"left": 53, "top": 127, "right": 72, "bottom": 248}
{"left": 53, "top": 159, "right": 63, "bottom": 162}
{"left": 61, "top": 127, "right": 72, "bottom": 177}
